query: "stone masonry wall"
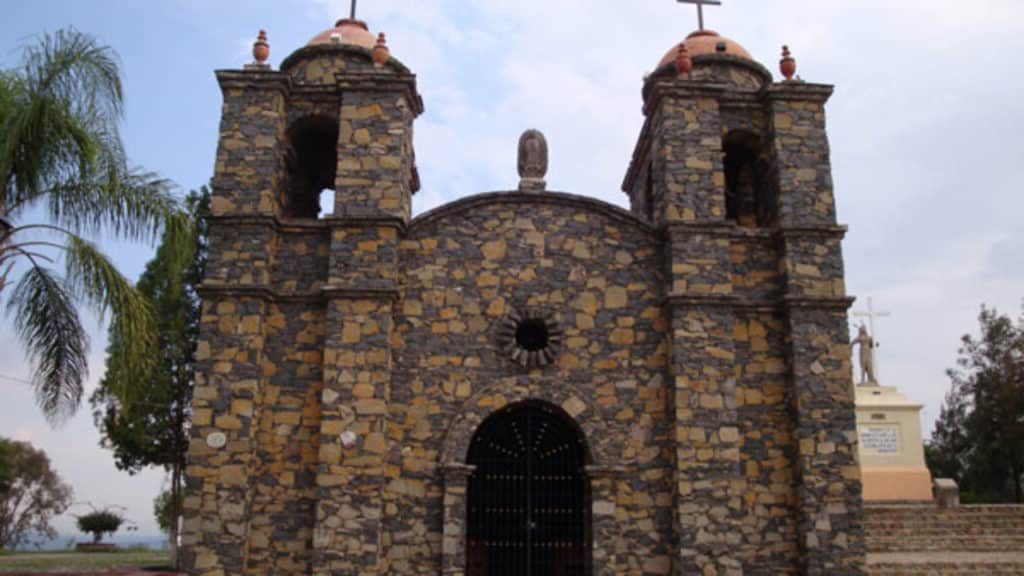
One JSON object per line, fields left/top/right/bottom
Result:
{"left": 389, "top": 194, "right": 673, "bottom": 575}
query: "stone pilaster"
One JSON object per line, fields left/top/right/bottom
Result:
{"left": 768, "top": 82, "right": 866, "bottom": 575}
{"left": 184, "top": 290, "right": 270, "bottom": 575}
{"left": 441, "top": 463, "right": 475, "bottom": 576}
{"left": 312, "top": 70, "right": 421, "bottom": 576}
{"left": 648, "top": 82, "right": 744, "bottom": 575}
{"left": 649, "top": 84, "right": 727, "bottom": 225}
{"left": 183, "top": 69, "right": 289, "bottom": 576}
{"left": 587, "top": 465, "right": 625, "bottom": 576}
{"left": 766, "top": 83, "right": 837, "bottom": 229}
{"left": 334, "top": 72, "right": 420, "bottom": 221}
{"left": 208, "top": 71, "right": 290, "bottom": 218}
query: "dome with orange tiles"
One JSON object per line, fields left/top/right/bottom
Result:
{"left": 657, "top": 29, "right": 754, "bottom": 69}
{"left": 307, "top": 18, "right": 377, "bottom": 50}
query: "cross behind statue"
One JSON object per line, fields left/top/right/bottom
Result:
{"left": 677, "top": 0, "right": 722, "bottom": 31}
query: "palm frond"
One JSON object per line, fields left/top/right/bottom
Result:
{"left": 6, "top": 266, "right": 88, "bottom": 423}
{"left": 22, "top": 28, "right": 124, "bottom": 122}
{"left": 42, "top": 167, "right": 176, "bottom": 240}
{"left": 64, "top": 235, "right": 156, "bottom": 403}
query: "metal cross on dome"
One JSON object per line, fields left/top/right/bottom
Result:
{"left": 677, "top": 0, "right": 722, "bottom": 31}
{"left": 349, "top": 0, "right": 358, "bottom": 19}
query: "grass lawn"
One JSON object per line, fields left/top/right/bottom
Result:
{"left": 0, "top": 550, "right": 171, "bottom": 572}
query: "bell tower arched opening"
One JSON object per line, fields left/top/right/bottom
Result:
{"left": 466, "top": 401, "right": 592, "bottom": 576}
{"left": 283, "top": 115, "right": 339, "bottom": 218}
{"left": 723, "top": 130, "right": 773, "bottom": 227}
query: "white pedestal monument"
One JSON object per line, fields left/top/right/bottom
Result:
{"left": 852, "top": 301, "right": 933, "bottom": 501}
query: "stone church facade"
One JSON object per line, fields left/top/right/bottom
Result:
{"left": 183, "top": 17, "right": 866, "bottom": 576}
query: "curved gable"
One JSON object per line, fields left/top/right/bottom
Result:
{"left": 408, "top": 190, "right": 655, "bottom": 239}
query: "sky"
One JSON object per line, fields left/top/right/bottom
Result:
{"left": 2, "top": 0, "right": 1023, "bottom": 543}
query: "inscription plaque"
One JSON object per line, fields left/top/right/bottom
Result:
{"left": 860, "top": 425, "right": 900, "bottom": 455}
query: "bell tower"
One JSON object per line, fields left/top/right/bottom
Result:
{"left": 623, "top": 28, "right": 866, "bottom": 576}
{"left": 183, "top": 18, "right": 422, "bottom": 575}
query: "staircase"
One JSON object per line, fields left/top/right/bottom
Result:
{"left": 865, "top": 504, "right": 1024, "bottom": 575}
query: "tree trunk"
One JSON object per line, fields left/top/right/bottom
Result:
{"left": 171, "top": 392, "right": 187, "bottom": 570}
{"left": 1013, "top": 459, "right": 1023, "bottom": 503}
{"left": 170, "top": 461, "right": 181, "bottom": 569}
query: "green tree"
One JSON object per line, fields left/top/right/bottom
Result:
{"left": 0, "top": 28, "right": 183, "bottom": 423}
{"left": 0, "top": 440, "right": 13, "bottom": 495}
{"left": 0, "top": 438, "right": 73, "bottom": 550}
{"left": 928, "top": 306, "right": 1024, "bottom": 502}
{"left": 92, "top": 188, "right": 208, "bottom": 567}
{"left": 75, "top": 507, "right": 127, "bottom": 544}
{"left": 153, "top": 489, "right": 174, "bottom": 534}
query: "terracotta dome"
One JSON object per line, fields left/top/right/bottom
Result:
{"left": 307, "top": 18, "right": 376, "bottom": 50}
{"left": 658, "top": 30, "right": 754, "bottom": 69}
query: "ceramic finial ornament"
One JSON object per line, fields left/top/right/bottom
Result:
{"left": 674, "top": 42, "right": 693, "bottom": 77}
{"left": 253, "top": 30, "right": 270, "bottom": 64}
{"left": 780, "top": 45, "right": 796, "bottom": 81}
{"left": 372, "top": 32, "right": 390, "bottom": 67}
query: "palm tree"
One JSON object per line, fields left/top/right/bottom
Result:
{"left": 0, "top": 28, "right": 183, "bottom": 423}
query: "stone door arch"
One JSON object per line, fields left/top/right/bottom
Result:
{"left": 440, "top": 384, "right": 623, "bottom": 576}
{"left": 465, "top": 401, "right": 590, "bottom": 576}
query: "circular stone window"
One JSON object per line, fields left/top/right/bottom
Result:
{"left": 498, "top": 308, "right": 562, "bottom": 368}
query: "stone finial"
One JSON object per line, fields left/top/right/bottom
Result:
{"left": 674, "top": 43, "right": 693, "bottom": 77}
{"left": 246, "top": 30, "right": 271, "bottom": 70}
{"left": 780, "top": 45, "right": 797, "bottom": 81}
{"left": 517, "top": 129, "right": 548, "bottom": 192}
{"left": 253, "top": 30, "right": 270, "bottom": 63}
{"left": 372, "top": 32, "right": 390, "bottom": 67}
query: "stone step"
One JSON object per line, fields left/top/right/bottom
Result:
{"left": 865, "top": 505, "right": 1024, "bottom": 554}
{"left": 868, "top": 552, "right": 1024, "bottom": 576}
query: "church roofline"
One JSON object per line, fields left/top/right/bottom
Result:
{"left": 280, "top": 43, "right": 412, "bottom": 75}
{"left": 645, "top": 52, "right": 774, "bottom": 94}
{"left": 407, "top": 191, "right": 656, "bottom": 236}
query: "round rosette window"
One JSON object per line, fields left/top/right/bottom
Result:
{"left": 498, "top": 308, "right": 563, "bottom": 368}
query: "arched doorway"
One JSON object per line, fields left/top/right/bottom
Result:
{"left": 466, "top": 401, "right": 591, "bottom": 576}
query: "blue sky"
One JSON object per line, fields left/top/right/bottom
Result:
{"left": 2, "top": 0, "right": 1023, "bottom": 541}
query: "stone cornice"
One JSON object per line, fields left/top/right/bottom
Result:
{"left": 782, "top": 295, "right": 856, "bottom": 310}
{"left": 321, "top": 285, "right": 400, "bottom": 301}
{"left": 641, "top": 79, "right": 729, "bottom": 117}
{"left": 206, "top": 214, "right": 406, "bottom": 234}
{"left": 408, "top": 191, "right": 655, "bottom": 237}
{"left": 778, "top": 224, "right": 848, "bottom": 240}
{"left": 660, "top": 222, "right": 846, "bottom": 241}
{"left": 197, "top": 284, "right": 277, "bottom": 301}
{"left": 215, "top": 70, "right": 292, "bottom": 95}
{"left": 665, "top": 294, "right": 853, "bottom": 313}
{"left": 763, "top": 82, "right": 834, "bottom": 104}
{"left": 666, "top": 293, "right": 737, "bottom": 307}
{"left": 196, "top": 284, "right": 399, "bottom": 303}
{"left": 664, "top": 221, "right": 736, "bottom": 238}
